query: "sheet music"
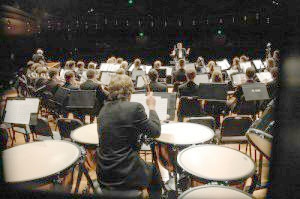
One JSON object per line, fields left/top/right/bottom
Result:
{"left": 160, "top": 66, "right": 173, "bottom": 76}
{"left": 214, "top": 66, "right": 222, "bottom": 72}
{"left": 216, "top": 59, "right": 230, "bottom": 70}
{"left": 100, "top": 63, "right": 109, "bottom": 71}
{"left": 130, "top": 94, "right": 168, "bottom": 121}
{"left": 185, "top": 63, "right": 195, "bottom": 69}
{"left": 111, "top": 64, "right": 121, "bottom": 72}
{"left": 240, "top": 62, "right": 252, "bottom": 73}
{"left": 232, "top": 74, "right": 247, "bottom": 86}
{"left": 4, "top": 98, "right": 39, "bottom": 125}
{"left": 263, "top": 61, "right": 268, "bottom": 68}
{"left": 194, "top": 74, "right": 209, "bottom": 85}
{"left": 100, "top": 72, "right": 113, "bottom": 85}
{"left": 256, "top": 72, "right": 273, "bottom": 83}
{"left": 131, "top": 69, "right": 146, "bottom": 80}
{"left": 128, "top": 64, "right": 135, "bottom": 72}
{"left": 136, "top": 76, "right": 146, "bottom": 88}
{"left": 80, "top": 71, "right": 87, "bottom": 83}
{"left": 226, "top": 69, "right": 239, "bottom": 80}
{"left": 253, "top": 59, "right": 265, "bottom": 70}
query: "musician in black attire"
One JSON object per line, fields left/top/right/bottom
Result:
{"left": 178, "top": 67, "right": 198, "bottom": 97}
{"left": 267, "top": 67, "right": 279, "bottom": 99}
{"left": 45, "top": 68, "right": 62, "bottom": 95}
{"left": 63, "top": 71, "right": 79, "bottom": 90}
{"left": 148, "top": 69, "right": 167, "bottom": 92}
{"left": 96, "top": 74, "right": 162, "bottom": 198}
{"left": 80, "top": 70, "right": 109, "bottom": 122}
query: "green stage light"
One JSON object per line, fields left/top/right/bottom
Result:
{"left": 128, "top": 0, "right": 134, "bottom": 5}
{"left": 217, "top": 30, "right": 222, "bottom": 35}
{"left": 139, "top": 32, "right": 144, "bottom": 37}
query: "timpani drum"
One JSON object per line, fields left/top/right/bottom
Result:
{"left": 178, "top": 185, "right": 253, "bottom": 199}
{"left": 177, "top": 145, "right": 256, "bottom": 188}
{"left": 155, "top": 122, "right": 215, "bottom": 172}
{"left": 70, "top": 123, "right": 98, "bottom": 170}
{"left": 2, "top": 140, "right": 81, "bottom": 192}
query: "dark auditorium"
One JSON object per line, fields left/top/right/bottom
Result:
{"left": 1, "top": 0, "right": 300, "bottom": 199}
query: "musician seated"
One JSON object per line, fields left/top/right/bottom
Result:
{"left": 120, "top": 61, "right": 129, "bottom": 70}
{"left": 231, "top": 56, "right": 241, "bottom": 72}
{"left": 116, "top": 68, "right": 126, "bottom": 75}
{"left": 195, "top": 56, "right": 206, "bottom": 73}
{"left": 76, "top": 61, "right": 85, "bottom": 77}
{"left": 110, "top": 57, "right": 117, "bottom": 64}
{"left": 153, "top": 60, "right": 161, "bottom": 70}
{"left": 34, "top": 66, "right": 48, "bottom": 90}
{"left": 240, "top": 55, "right": 249, "bottom": 63}
{"left": 60, "top": 60, "right": 73, "bottom": 80}
{"left": 273, "top": 50, "right": 280, "bottom": 67}
{"left": 178, "top": 67, "right": 198, "bottom": 97}
{"left": 97, "top": 74, "right": 162, "bottom": 198}
{"left": 265, "top": 58, "right": 276, "bottom": 72}
{"left": 80, "top": 70, "right": 109, "bottom": 122}
{"left": 63, "top": 71, "right": 79, "bottom": 90}
{"left": 148, "top": 69, "right": 167, "bottom": 92}
{"left": 26, "top": 61, "right": 35, "bottom": 77}
{"left": 117, "top": 57, "right": 123, "bottom": 64}
{"left": 132, "top": 58, "right": 142, "bottom": 71}
{"left": 207, "top": 60, "right": 216, "bottom": 79}
{"left": 231, "top": 67, "right": 257, "bottom": 113}
{"left": 32, "top": 48, "right": 45, "bottom": 63}
{"left": 45, "top": 68, "right": 62, "bottom": 95}
{"left": 173, "top": 59, "right": 187, "bottom": 83}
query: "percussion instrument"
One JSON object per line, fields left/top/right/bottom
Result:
{"left": 154, "top": 122, "right": 214, "bottom": 194}
{"left": 177, "top": 145, "right": 255, "bottom": 187}
{"left": 155, "top": 122, "right": 215, "bottom": 172}
{"left": 3, "top": 140, "right": 81, "bottom": 192}
{"left": 71, "top": 123, "right": 98, "bottom": 170}
{"left": 178, "top": 185, "right": 253, "bottom": 199}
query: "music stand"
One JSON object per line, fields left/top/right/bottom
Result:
{"left": 197, "top": 83, "right": 228, "bottom": 102}
{"left": 216, "top": 59, "right": 231, "bottom": 71}
{"left": 54, "top": 87, "right": 70, "bottom": 106}
{"left": 157, "top": 68, "right": 167, "bottom": 78}
{"left": 66, "top": 90, "right": 97, "bottom": 109}
{"left": 242, "top": 83, "right": 270, "bottom": 101}
{"left": 4, "top": 97, "right": 40, "bottom": 125}
{"left": 160, "top": 66, "right": 173, "bottom": 76}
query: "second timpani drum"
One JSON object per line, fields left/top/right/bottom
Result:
{"left": 70, "top": 123, "right": 98, "bottom": 170}
{"left": 3, "top": 140, "right": 81, "bottom": 191}
{"left": 177, "top": 145, "right": 255, "bottom": 186}
{"left": 178, "top": 185, "right": 253, "bottom": 199}
{"left": 155, "top": 122, "right": 215, "bottom": 172}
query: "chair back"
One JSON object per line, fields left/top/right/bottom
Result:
{"left": 221, "top": 115, "right": 253, "bottom": 137}
{"left": 173, "top": 81, "right": 183, "bottom": 93}
{"left": 56, "top": 118, "right": 83, "bottom": 139}
{"left": 185, "top": 116, "right": 216, "bottom": 132}
{"left": 29, "top": 117, "right": 54, "bottom": 138}
{"left": 178, "top": 97, "right": 206, "bottom": 119}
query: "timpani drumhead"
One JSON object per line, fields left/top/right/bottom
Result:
{"left": 156, "top": 122, "right": 214, "bottom": 145}
{"left": 179, "top": 185, "right": 253, "bottom": 199}
{"left": 70, "top": 123, "right": 98, "bottom": 145}
{"left": 177, "top": 145, "right": 255, "bottom": 182}
{"left": 3, "top": 140, "right": 81, "bottom": 183}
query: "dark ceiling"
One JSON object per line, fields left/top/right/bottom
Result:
{"left": 2, "top": 0, "right": 286, "bottom": 19}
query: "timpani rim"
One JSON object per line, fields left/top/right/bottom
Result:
{"left": 155, "top": 122, "right": 215, "bottom": 145}
{"left": 70, "top": 123, "right": 99, "bottom": 146}
{"left": 3, "top": 140, "right": 81, "bottom": 184}
{"left": 177, "top": 144, "right": 256, "bottom": 183}
{"left": 178, "top": 184, "right": 255, "bottom": 199}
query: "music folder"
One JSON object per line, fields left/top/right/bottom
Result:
{"left": 242, "top": 83, "right": 270, "bottom": 101}
{"left": 256, "top": 72, "right": 273, "bottom": 83}
{"left": 66, "top": 90, "right": 97, "bottom": 109}
{"left": 4, "top": 97, "right": 40, "bottom": 125}
{"left": 252, "top": 59, "right": 265, "bottom": 70}
{"left": 216, "top": 59, "right": 231, "bottom": 70}
{"left": 197, "top": 83, "right": 228, "bottom": 101}
{"left": 232, "top": 73, "right": 247, "bottom": 86}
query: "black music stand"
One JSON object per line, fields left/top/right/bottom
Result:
{"left": 197, "top": 83, "right": 228, "bottom": 102}
{"left": 157, "top": 68, "right": 167, "bottom": 79}
{"left": 242, "top": 83, "right": 270, "bottom": 101}
{"left": 66, "top": 90, "right": 97, "bottom": 109}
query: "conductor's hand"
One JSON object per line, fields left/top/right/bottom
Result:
{"left": 146, "top": 92, "right": 156, "bottom": 111}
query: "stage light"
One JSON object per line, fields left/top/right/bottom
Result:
{"left": 128, "top": 0, "right": 134, "bottom": 5}
{"left": 217, "top": 30, "right": 222, "bottom": 35}
{"left": 139, "top": 32, "right": 144, "bottom": 37}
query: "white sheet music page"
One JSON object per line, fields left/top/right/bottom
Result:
{"left": 136, "top": 76, "right": 146, "bottom": 88}
{"left": 161, "top": 66, "right": 173, "bottom": 76}
{"left": 100, "top": 63, "right": 109, "bottom": 71}
{"left": 155, "top": 97, "right": 168, "bottom": 121}
{"left": 4, "top": 98, "right": 39, "bottom": 124}
{"left": 240, "top": 62, "right": 252, "bottom": 73}
{"left": 101, "top": 72, "right": 112, "bottom": 85}
{"left": 128, "top": 64, "right": 135, "bottom": 72}
{"left": 216, "top": 59, "right": 230, "bottom": 70}
{"left": 232, "top": 74, "right": 247, "bottom": 86}
{"left": 256, "top": 72, "right": 273, "bottom": 83}
{"left": 253, "top": 60, "right": 265, "bottom": 70}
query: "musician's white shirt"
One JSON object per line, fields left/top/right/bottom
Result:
{"left": 178, "top": 50, "right": 183, "bottom": 59}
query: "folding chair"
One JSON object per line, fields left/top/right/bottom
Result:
{"left": 29, "top": 117, "right": 61, "bottom": 140}
{"left": 220, "top": 115, "right": 253, "bottom": 151}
